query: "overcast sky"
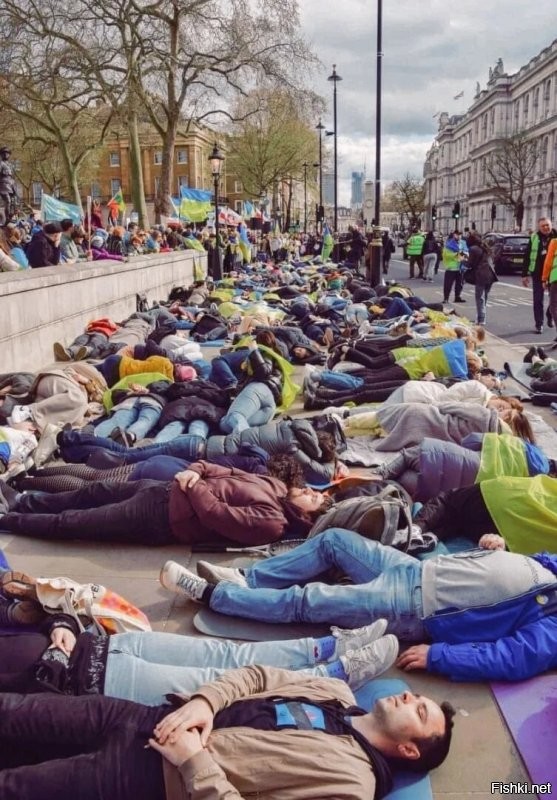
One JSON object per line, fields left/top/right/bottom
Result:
{"left": 299, "top": 0, "right": 557, "bottom": 204}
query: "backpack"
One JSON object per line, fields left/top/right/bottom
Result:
{"left": 308, "top": 482, "right": 414, "bottom": 551}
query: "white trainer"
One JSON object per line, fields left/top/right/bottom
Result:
{"left": 159, "top": 561, "right": 208, "bottom": 601}
{"left": 329, "top": 619, "right": 389, "bottom": 659}
{"left": 196, "top": 561, "right": 247, "bottom": 587}
{"left": 339, "top": 635, "right": 399, "bottom": 690}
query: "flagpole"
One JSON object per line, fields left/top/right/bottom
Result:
{"left": 370, "top": 0, "right": 383, "bottom": 287}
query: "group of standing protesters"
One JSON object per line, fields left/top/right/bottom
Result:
{"left": 0, "top": 240, "right": 556, "bottom": 798}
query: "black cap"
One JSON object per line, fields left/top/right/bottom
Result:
{"left": 0, "top": 146, "right": 11, "bottom": 154}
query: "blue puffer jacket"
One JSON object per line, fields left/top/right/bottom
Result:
{"left": 426, "top": 552, "right": 557, "bottom": 681}
{"left": 415, "top": 437, "right": 480, "bottom": 502}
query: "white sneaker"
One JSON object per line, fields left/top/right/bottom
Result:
{"left": 159, "top": 561, "right": 208, "bottom": 601}
{"left": 196, "top": 560, "right": 247, "bottom": 587}
{"left": 339, "top": 635, "right": 399, "bottom": 690}
{"left": 329, "top": 619, "right": 389, "bottom": 659}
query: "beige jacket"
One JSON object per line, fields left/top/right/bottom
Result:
{"left": 163, "top": 665, "right": 376, "bottom": 800}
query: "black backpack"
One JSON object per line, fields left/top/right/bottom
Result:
{"left": 310, "top": 413, "right": 347, "bottom": 454}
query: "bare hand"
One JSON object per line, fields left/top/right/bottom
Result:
{"left": 521, "top": 276, "right": 529, "bottom": 288}
{"left": 175, "top": 470, "right": 200, "bottom": 493}
{"left": 49, "top": 627, "right": 77, "bottom": 656}
{"left": 148, "top": 727, "right": 203, "bottom": 766}
{"left": 479, "top": 533, "right": 506, "bottom": 551}
{"left": 396, "top": 644, "right": 430, "bottom": 671}
{"left": 153, "top": 698, "right": 214, "bottom": 746}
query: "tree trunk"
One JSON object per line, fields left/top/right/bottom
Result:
{"left": 56, "top": 134, "right": 83, "bottom": 213}
{"left": 284, "top": 177, "right": 293, "bottom": 232}
{"left": 155, "top": 118, "right": 178, "bottom": 224}
{"left": 128, "top": 111, "right": 149, "bottom": 229}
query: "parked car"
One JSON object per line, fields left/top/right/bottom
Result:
{"left": 483, "top": 232, "right": 530, "bottom": 274}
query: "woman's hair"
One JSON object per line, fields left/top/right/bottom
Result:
{"left": 112, "top": 226, "right": 125, "bottom": 238}
{"left": 499, "top": 395, "right": 524, "bottom": 412}
{"left": 6, "top": 226, "right": 22, "bottom": 245}
{"left": 506, "top": 410, "right": 535, "bottom": 443}
{"left": 72, "top": 227, "right": 86, "bottom": 241}
{"left": 0, "top": 227, "right": 11, "bottom": 255}
{"left": 316, "top": 431, "right": 338, "bottom": 464}
{"left": 267, "top": 454, "right": 305, "bottom": 488}
{"left": 466, "top": 351, "right": 483, "bottom": 377}
{"left": 255, "top": 330, "right": 282, "bottom": 355}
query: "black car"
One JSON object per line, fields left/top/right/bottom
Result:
{"left": 483, "top": 232, "right": 530, "bottom": 274}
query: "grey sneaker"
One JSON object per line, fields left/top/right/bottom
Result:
{"left": 159, "top": 560, "right": 208, "bottom": 602}
{"left": 330, "top": 619, "right": 389, "bottom": 659}
{"left": 339, "top": 635, "right": 399, "bottom": 689}
{"left": 196, "top": 561, "right": 247, "bottom": 587}
{"left": 33, "top": 423, "right": 63, "bottom": 468}
{"left": 53, "top": 342, "right": 71, "bottom": 362}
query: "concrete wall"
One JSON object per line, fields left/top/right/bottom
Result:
{"left": 0, "top": 251, "right": 205, "bottom": 373}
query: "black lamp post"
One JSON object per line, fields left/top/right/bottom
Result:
{"left": 369, "top": 0, "right": 383, "bottom": 287}
{"left": 208, "top": 141, "right": 224, "bottom": 281}
{"left": 302, "top": 161, "right": 308, "bottom": 233}
{"left": 327, "top": 65, "right": 342, "bottom": 235}
{"left": 315, "top": 120, "right": 324, "bottom": 232}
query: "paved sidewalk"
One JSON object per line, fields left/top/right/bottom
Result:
{"left": 0, "top": 329, "right": 551, "bottom": 799}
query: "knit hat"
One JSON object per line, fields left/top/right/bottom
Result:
{"left": 174, "top": 365, "right": 196, "bottom": 381}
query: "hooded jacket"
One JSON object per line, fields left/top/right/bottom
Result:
{"left": 167, "top": 461, "right": 289, "bottom": 546}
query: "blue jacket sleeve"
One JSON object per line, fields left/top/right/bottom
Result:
{"left": 461, "top": 432, "right": 485, "bottom": 452}
{"left": 427, "top": 616, "right": 557, "bottom": 681}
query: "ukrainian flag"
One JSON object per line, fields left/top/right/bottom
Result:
{"left": 179, "top": 187, "right": 213, "bottom": 222}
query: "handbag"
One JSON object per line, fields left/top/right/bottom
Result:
{"left": 34, "top": 577, "right": 151, "bottom": 636}
{"left": 462, "top": 266, "right": 476, "bottom": 285}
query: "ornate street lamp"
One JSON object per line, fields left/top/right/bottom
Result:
{"left": 327, "top": 65, "right": 342, "bottom": 234}
{"left": 208, "top": 141, "right": 224, "bottom": 280}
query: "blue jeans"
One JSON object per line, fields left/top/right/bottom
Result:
{"left": 210, "top": 529, "right": 425, "bottom": 639}
{"left": 220, "top": 382, "right": 276, "bottom": 433}
{"left": 383, "top": 297, "right": 414, "bottom": 319}
{"left": 319, "top": 370, "right": 364, "bottom": 391}
{"left": 154, "top": 419, "right": 209, "bottom": 443}
{"left": 474, "top": 283, "right": 491, "bottom": 325}
{"left": 95, "top": 402, "right": 161, "bottom": 439}
{"left": 60, "top": 430, "right": 205, "bottom": 465}
{"left": 104, "top": 631, "right": 317, "bottom": 706}
{"left": 209, "top": 351, "right": 247, "bottom": 388}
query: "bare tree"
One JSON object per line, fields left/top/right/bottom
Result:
{"left": 485, "top": 132, "right": 540, "bottom": 226}
{"left": 388, "top": 174, "right": 426, "bottom": 227}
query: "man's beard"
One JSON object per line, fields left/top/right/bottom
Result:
{"left": 313, "top": 494, "right": 335, "bottom": 518}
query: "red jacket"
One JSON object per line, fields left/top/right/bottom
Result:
{"left": 86, "top": 318, "right": 119, "bottom": 338}
{"left": 168, "top": 461, "right": 289, "bottom": 546}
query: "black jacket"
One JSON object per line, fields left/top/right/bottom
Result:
{"left": 26, "top": 231, "right": 60, "bottom": 268}
{"left": 240, "top": 347, "right": 283, "bottom": 403}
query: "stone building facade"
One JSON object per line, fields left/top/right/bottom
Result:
{"left": 424, "top": 39, "right": 557, "bottom": 234}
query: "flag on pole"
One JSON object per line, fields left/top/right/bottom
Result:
{"left": 321, "top": 222, "right": 334, "bottom": 261}
{"left": 108, "top": 187, "right": 126, "bottom": 212}
{"left": 41, "top": 193, "right": 82, "bottom": 224}
{"left": 179, "top": 187, "right": 212, "bottom": 222}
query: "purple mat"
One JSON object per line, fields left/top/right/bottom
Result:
{"left": 492, "top": 676, "right": 557, "bottom": 793}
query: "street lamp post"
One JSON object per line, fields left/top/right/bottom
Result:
{"left": 327, "top": 65, "right": 342, "bottom": 235}
{"left": 208, "top": 141, "right": 224, "bottom": 281}
{"left": 315, "top": 120, "right": 324, "bottom": 232}
{"left": 369, "top": 0, "right": 383, "bottom": 287}
{"left": 302, "top": 161, "right": 308, "bottom": 233}
{"left": 548, "top": 171, "right": 557, "bottom": 221}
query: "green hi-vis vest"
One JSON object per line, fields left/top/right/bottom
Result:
{"left": 528, "top": 233, "right": 540, "bottom": 274}
{"left": 475, "top": 433, "right": 529, "bottom": 483}
{"left": 547, "top": 248, "right": 557, "bottom": 284}
{"left": 480, "top": 474, "right": 557, "bottom": 555}
{"left": 406, "top": 234, "right": 425, "bottom": 256}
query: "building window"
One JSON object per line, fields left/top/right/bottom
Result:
{"left": 544, "top": 79, "right": 551, "bottom": 116}
{"left": 177, "top": 176, "right": 188, "bottom": 192}
{"left": 31, "top": 181, "right": 43, "bottom": 205}
{"left": 176, "top": 149, "right": 188, "bottom": 164}
{"left": 154, "top": 177, "right": 161, "bottom": 196}
{"left": 514, "top": 100, "right": 520, "bottom": 132}
{"left": 234, "top": 200, "right": 242, "bottom": 213}
{"left": 541, "top": 136, "right": 549, "bottom": 174}
{"left": 110, "top": 179, "right": 121, "bottom": 197}
{"left": 490, "top": 108, "right": 495, "bottom": 135}
{"left": 533, "top": 87, "right": 540, "bottom": 120}
{"left": 234, "top": 180, "right": 242, "bottom": 194}
{"left": 523, "top": 93, "right": 529, "bottom": 125}
{"left": 154, "top": 151, "right": 163, "bottom": 165}
{"left": 109, "top": 152, "right": 120, "bottom": 167}
{"left": 91, "top": 182, "right": 102, "bottom": 199}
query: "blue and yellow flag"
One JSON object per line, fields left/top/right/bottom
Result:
{"left": 321, "top": 222, "right": 334, "bottom": 261}
{"left": 179, "top": 187, "right": 212, "bottom": 222}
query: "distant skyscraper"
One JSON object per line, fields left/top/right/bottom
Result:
{"left": 351, "top": 171, "right": 364, "bottom": 207}
{"left": 323, "top": 172, "right": 335, "bottom": 206}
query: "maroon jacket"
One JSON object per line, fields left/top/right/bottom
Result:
{"left": 168, "top": 461, "right": 289, "bottom": 546}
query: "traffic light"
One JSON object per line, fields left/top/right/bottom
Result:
{"left": 431, "top": 205, "right": 437, "bottom": 221}
{"left": 452, "top": 201, "right": 460, "bottom": 220}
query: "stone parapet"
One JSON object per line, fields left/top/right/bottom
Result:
{"left": 0, "top": 251, "right": 204, "bottom": 373}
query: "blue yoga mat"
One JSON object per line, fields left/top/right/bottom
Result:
{"left": 355, "top": 678, "right": 433, "bottom": 800}
{"left": 0, "top": 549, "right": 9, "bottom": 571}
